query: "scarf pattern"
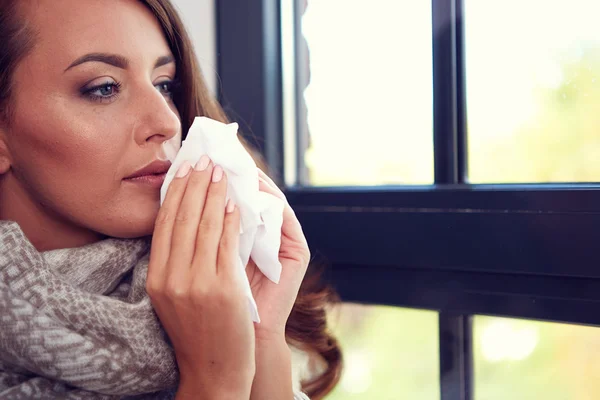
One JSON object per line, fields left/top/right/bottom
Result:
{"left": 0, "top": 221, "right": 312, "bottom": 399}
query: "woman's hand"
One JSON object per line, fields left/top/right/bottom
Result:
{"left": 246, "top": 169, "right": 311, "bottom": 399}
{"left": 247, "top": 168, "right": 311, "bottom": 341}
{"left": 146, "top": 157, "right": 255, "bottom": 400}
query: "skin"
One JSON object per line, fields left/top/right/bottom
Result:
{"left": 0, "top": 1, "right": 311, "bottom": 398}
{"left": 0, "top": 0, "right": 182, "bottom": 251}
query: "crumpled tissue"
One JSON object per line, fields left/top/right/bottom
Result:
{"left": 160, "top": 117, "right": 284, "bottom": 322}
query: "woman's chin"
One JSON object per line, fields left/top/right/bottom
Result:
{"left": 94, "top": 194, "right": 161, "bottom": 238}
{"left": 109, "top": 225, "right": 154, "bottom": 239}
{"left": 102, "top": 211, "right": 158, "bottom": 239}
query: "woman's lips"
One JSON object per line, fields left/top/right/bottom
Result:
{"left": 123, "top": 160, "right": 171, "bottom": 189}
{"left": 123, "top": 173, "right": 166, "bottom": 189}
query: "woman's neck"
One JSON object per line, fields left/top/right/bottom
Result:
{"left": 0, "top": 173, "right": 103, "bottom": 251}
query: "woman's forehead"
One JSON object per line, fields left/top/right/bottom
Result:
{"left": 23, "top": 0, "right": 173, "bottom": 70}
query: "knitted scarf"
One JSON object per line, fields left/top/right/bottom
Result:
{"left": 0, "top": 221, "right": 309, "bottom": 399}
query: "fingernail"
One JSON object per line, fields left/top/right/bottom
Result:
{"left": 226, "top": 199, "right": 236, "bottom": 213}
{"left": 175, "top": 161, "right": 192, "bottom": 178}
{"left": 195, "top": 155, "right": 210, "bottom": 171}
{"left": 212, "top": 165, "right": 224, "bottom": 182}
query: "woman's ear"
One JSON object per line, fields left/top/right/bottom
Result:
{"left": 0, "top": 129, "right": 12, "bottom": 174}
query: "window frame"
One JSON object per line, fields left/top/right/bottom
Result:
{"left": 216, "top": 1, "right": 600, "bottom": 399}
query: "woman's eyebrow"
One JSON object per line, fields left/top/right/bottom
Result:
{"left": 64, "top": 53, "right": 174, "bottom": 73}
{"left": 64, "top": 53, "right": 128, "bottom": 72}
{"left": 155, "top": 55, "right": 175, "bottom": 69}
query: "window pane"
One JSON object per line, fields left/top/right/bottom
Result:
{"left": 474, "top": 316, "right": 600, "bottom": 399}
{"left": 326, "top": 304, "right": 439, "bottom": 400}
{"left": 289, "top": 1, "right": 433, "bottom": 186}
{"left": 466, "top": 0, "right": 600, "bottom": 183}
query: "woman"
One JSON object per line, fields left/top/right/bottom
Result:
{"left": 0, "top": 0, "right": 341, "bottom": 398}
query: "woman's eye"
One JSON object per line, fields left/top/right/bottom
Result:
{"left": 155, "top": 81, "right": 174, "bottom": 98}
{"left": 81, "top": 79, "right": 176, "bottom": 103}
{"left": 90, "top": 83, "right": 119, "bottom": 97}
{"left": 97, "top": 85, "right": 115, "bottom": 96}
{"left": 82, "top": 81, "right": 121, "bottom": 102}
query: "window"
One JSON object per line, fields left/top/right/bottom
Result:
{"left": 216, "top": 1, "right": 600, "bottom": 399}
{"left": 328, "top": 304, "right": 439, "bottom": 399}
{"left": 296, "top": 0, "right": 434, "bottom": 186}
{"left": 474, "top": 316, "right": 600, "bottom": 399}
{"left": 465, "top": 0, "right": 600, "bottom": 183}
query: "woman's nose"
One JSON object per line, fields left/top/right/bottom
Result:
{"left": 132, "top": 86, "right": 181, "bottom": 146}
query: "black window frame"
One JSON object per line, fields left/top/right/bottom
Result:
{"left": 216, "top": 1, "right": 600, "bottom": 399}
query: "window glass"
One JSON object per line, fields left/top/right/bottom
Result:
{"left": 474, "top": 315, "right": 600, "bottom": 399}
{"left": 287, "top": 0, "right": 434, "bottom": 186}
{"left": 466, "top": 0, "right": 600, "bottom": 183}
{"left": 327, "top": 304, "right": 440, "bottom": 400}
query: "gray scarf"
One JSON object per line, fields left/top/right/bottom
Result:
{"left": 0, "top": 220, "right": 178, "bottom": 399}
{"left": 0, "top": 221, "right": 311, "bottom": 400}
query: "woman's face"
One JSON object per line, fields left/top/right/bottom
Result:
{"left": 1, "top": 0, "right": 182, "bottom": 247}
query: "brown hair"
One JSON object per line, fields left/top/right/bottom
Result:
{"left": 0, "top": 1, "right": 36, "bottom": 123}
{"left": 0, "top": 0, "right": 342, "bottom": 397}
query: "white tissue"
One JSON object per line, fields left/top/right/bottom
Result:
{"left": 160, "top": 117, "right": 284, "bottom": 322}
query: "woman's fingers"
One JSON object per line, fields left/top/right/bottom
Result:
{"left": 169, "top": 155, "right": 213, "bottom": 270}
{"left": 147, "top": 160, "right": 193, "bottom": 287}
{"left": 257, "top": 168, "right": 286, "bottom": 202}
{"left": 147, "top": 158, "right": 255, "bottom": 397}
{"left": 192, "top": 165, "right": 228, "bottom": 272}
{"left": 258, "top": 178, "right": 308, "bottom": 248}
{"left": 218, "top": 200, "right": 241, "bottom": 279}
{"left": 257, "top": 170, "right": 306, "bottom": 243}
